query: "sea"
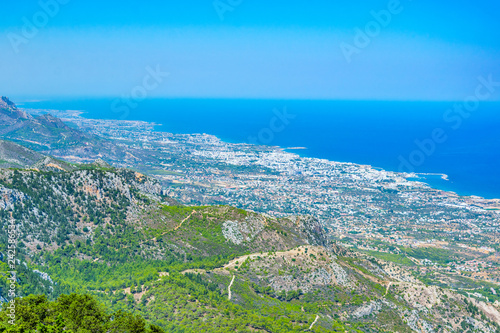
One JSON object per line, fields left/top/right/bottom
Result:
{"left": 18, "top": 99, "right": 500, "bottom": 200}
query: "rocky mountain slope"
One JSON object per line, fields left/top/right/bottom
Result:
{"left": 0, "top": 97, "right": 149, "bottom": 164}
{"left": 0, "top": 139, "right": 78, "bottom": 172}
{"left": 0, "top": 150, "right": 499, "bottom": 332}
{"left": 0, "top": 139, "right": 43, "bottom": 168}
{"left": 0, "top": 97, "right": 95, "bottom": 150}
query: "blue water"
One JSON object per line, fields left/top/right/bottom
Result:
{"left": 19, "top": 99, "right": 500, "bottom": 199}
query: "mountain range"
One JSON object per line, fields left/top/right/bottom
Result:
{"left": 1, "top": 97, "right": 500, "bottom": 332}
{"left": 0, "top": 96, "right": 152, "bottom": 165}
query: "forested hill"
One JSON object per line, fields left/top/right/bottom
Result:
{"left": 1, "top": 151, "right": 499, "bottom": 332}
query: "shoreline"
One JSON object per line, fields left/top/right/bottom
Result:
{"left": 22, "top": 107, "right": 500, "bottom": 202}
{"left": 285, "top": 147, "right": 307, "bottom": 150}
{"left": 415, "top": 172, "right": 449, "bottom": 181}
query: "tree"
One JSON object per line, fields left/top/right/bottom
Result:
{"left": 0, "top": 294, "right": 161, "bottom": 333}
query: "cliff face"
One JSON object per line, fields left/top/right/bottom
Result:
{"left": 217, "top": 213, "right": 331, "bottom": 252}
{"left": 0, "top": 97, "right": 14, "bottom": 108}
{"left": 285, "top": 215, "right": 331, "bottom": 247}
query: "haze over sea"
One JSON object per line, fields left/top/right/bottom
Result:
{"left": 20, "top": 99, "right": 500, "bottom": 200}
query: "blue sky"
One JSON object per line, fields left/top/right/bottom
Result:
{"left": 1, "top": 0, "right": 499, "bottom": 100}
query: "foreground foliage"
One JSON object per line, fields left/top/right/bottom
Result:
{"left": 0, "top": 294, "right": 164, "bottom": 333}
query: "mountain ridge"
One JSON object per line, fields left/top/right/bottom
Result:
{"left": 0, "top": 139, "right": 77, "bottom": 171}
{"left": 0, "top": 151, "right": 499, "bottom": 332}
{"left": 0, "top": 97, "right": 96, "bottom": 151}
{"left": 0, "top": 97, "right": 163, "bottom": 167}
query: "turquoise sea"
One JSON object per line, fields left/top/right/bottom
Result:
{"left": 19, "top": 99, "right": 500, "bottom": 199}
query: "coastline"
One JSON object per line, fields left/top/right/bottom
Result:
{"left": 277, "top": 143, "right": 500, "bottom": 205}
{"left": 279, "top": 144, "right": 499, "bottom": 201}
{"left": 416, "top": 172, "right": 449, "bottom": 181}
{"left": 285, "top": 147, "right": 307, "bottom": 150}
{"left": 22, "top": 106, "right": 500, "bottom": 203}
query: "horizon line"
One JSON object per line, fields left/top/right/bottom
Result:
{"left": 10, "top": 96, "right": 500, "bottom": 104}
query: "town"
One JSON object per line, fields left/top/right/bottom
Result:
{"left": 29, "top": 108, "right": 500, "bottom": 287}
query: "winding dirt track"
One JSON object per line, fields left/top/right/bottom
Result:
{"left": 309, "top": 315, "right": 319, "bottom": 330}
{"left": 228, "top": 275, "right": 235, "bottom": 300}
{"left": 174, "top": 210, "right": 196, "bottom": 230}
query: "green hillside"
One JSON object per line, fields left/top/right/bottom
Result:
{"left": 1, "top": 160, "right": 499, "bottom": 332}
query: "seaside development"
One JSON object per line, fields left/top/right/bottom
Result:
{"left": 28, "top": 108, "right": 500, "bottom": 287}
{"left": 2, "top": 98, "right": 500, "bottom": 331}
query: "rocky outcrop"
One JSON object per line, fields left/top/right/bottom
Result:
{"left": 222, "top": 215, "right": 266, "bottom": 245}
{"left": 283, "top": 215, "right": 332, "bottom": 248}
{"left": 0, "top": 185, "right": 26, "bottom": 210}
{"left": 352, "top": 301, "right": 382, "bottom": 318}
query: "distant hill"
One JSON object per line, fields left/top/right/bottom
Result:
{"left": 0, "top": 96, "right": 32, "bottom": 122}
{"left": 0, "top": 139, "right": 77, "bottom": 171}
{"left": 0, "top": 139, "right": 43, "bottom": 168}
{"left": 0, "top": 96, "right": 96, "bottom": 151}
{"left": 0, "top": 97, "right": 150, "bottom": 165}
